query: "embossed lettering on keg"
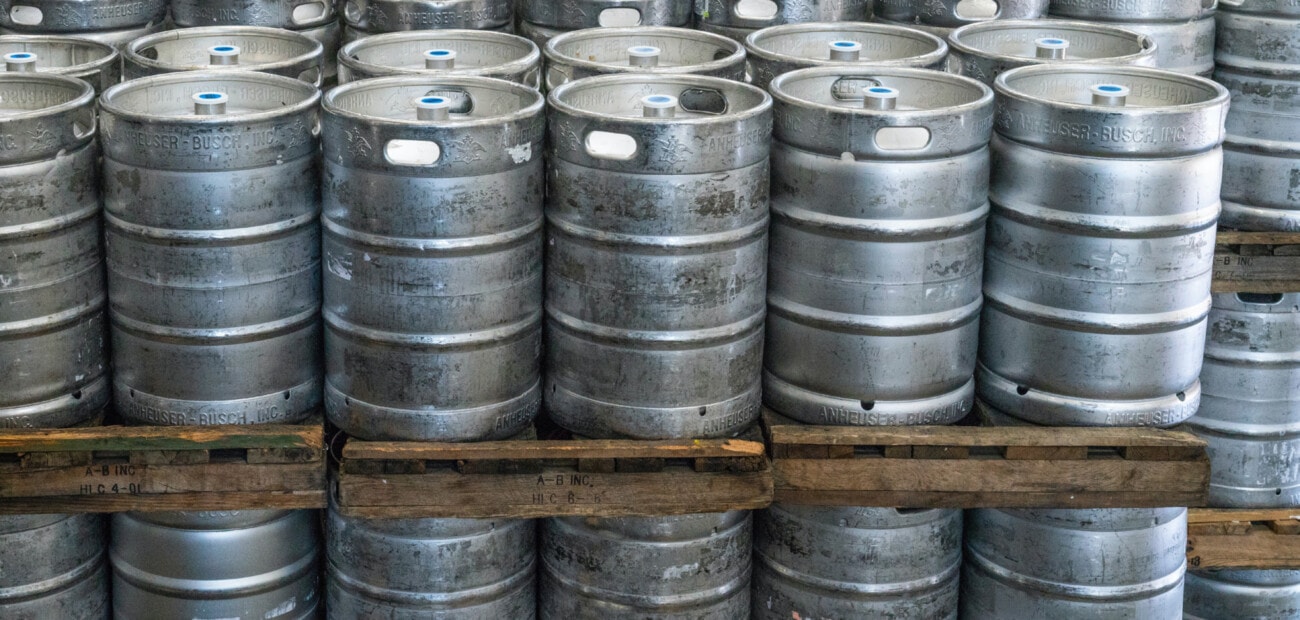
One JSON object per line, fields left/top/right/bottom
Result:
{"left": 1047, "top": 0, "right": 1216, "bottom": 75}
{"left": 1049, "top": 0, "right": 1216, "bottom": 22}
{"left": 337, "top": 29, "right": 540, "bottom": 85}
{"left": 0, "top": 514, "right": 108, "bottom": 619}
{"left": 877, "top": 0, "right": 1050, "bottom": 29}
{"left": 4, "top": 19, "right": 170, "bottom": 51}
{"left": 111, "top": 510, "right": 320, "bottom": 619}
{"left": 545, "top": 74, "right": 771, "bottom": 439}
{"left": 1185, "top": 570, "right": 1300, "bottom": 619}
{"left": 1185, "top": 293, "right": 1300, "bottom": 506}
{"left": 947, "top": 19, "right": 1156, "bottom": 85}
{"left": 763, "top": 67, "right": 991, "bottom": 425}
{"left": 978, "top": 64, "right": 1228, "bottom": 427}
{"left": 124, "top": 26, "right": 325, "bottom": 85}
{"left": 0, "top": 73, "right": 107, "bottom": 429}
{"left": 326, "top": 508, "right": 536, "bottom": 617}
{"left": 543, "top": 26, "right": 744, "bottom": 90}
{"left": 0, "top": 0, "right": 166, "bottom": 33}
{"left": 540, "top": 512, "right": 752, "bottom": 618}
{"left": 341, "top": 0, "right": 513, "bottom": 38}
{"left": 171, "top": 0, "right": 338, "bottom": 29}
{"left": 0, "top": 35, "right": 118, "bottom": 91}
{"left": 694, "top": 0, "right": 872, "bottom": 42}
{"left": 101, "top": 71, "right": 323, "bottom": 427}
{"left": 963, "top": 508, "right": 1188, "bottom": 618}
{"left": 753, "top": 505, "right": 962, "bottom": 619}
{"left": 1214, "top": 7, "right": 1300, "bottom": 230}
{"left": 744, "top": 23, "right": 948, "bottom": 89}
{"left": 321, "top": 76, "right": 544, "bottom": 441}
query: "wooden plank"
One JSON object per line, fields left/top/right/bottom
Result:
{"left": 778, "top": 490, "right": 1207, "bottom": 509}
{"left": 341, "top": 438, "right": 764, "bottom": 461}
{"left": 1003, "top": 446, "right": 1088, "bottom": 460}
{"left": 1188, "top": 509, "right": 1300, "bottom": 524}
{"left": 1212, "top": 253, "right": 1300, "bottom": 293}
{"left": 1188, "top": 530, "right": 1300, "bottom": 570}
{"left": 766, "top": 424, "right": 1205, "bottom": 450}
{"left": 0, "top": 462, "right": 326, "bottom": 498}
{"left": 1215, "top": 231, "right": 1300, "bottom": 245}
{"left": 335, "top": 467, "right": 772, "bottom": 519}
{"left": 0, "top": 491, "right": 324, "bottom": 514}
{"left": 0, "top": 424, "right": 323, "bottom": 453}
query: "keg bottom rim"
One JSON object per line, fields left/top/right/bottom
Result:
{"left": 324, "top": 379, "right": 540, "bottom": 442}
{"left": 545, "top": 379, "right": 761, "bottom": 439}
{"left": 761, "top": 370, "right": 973, "bottom": 427}
{"left": 975, "top": 364, "right": 1199, "bottom": 427}
{"left": 1221, "top": 201, "right": 1300, "bottom": 233}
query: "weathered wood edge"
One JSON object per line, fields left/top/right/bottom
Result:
{"left": 0, "top": 424, "right": 324, "bottom": 452}
{"left": 342, "top": 437, "right": 766, "bottom": 461}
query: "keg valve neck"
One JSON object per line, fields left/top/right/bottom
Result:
{"left": 415, "top": 95, "right": 452, "bottom": 121}
{"left": 642, "top": 94, "right": 677, "bottom": 118}
{"left": 828, "top": 41, "right": 862, "bottom": 62}
{"left": 863, "top": 86, "right": 899, "bottom": 111}
{"left": 192, "top": 92, "right": 229, "bottom": 116}
{"left": 628, "top": 46, "right": 661, "bottom": 67}
{"left": 424, "top": 49, "right": 456, "bottom": 69}
{"left": 3, "top": 52, "right": 36, "bottom": 72}
{"left": 209, "top": 45, "right": 240, "bottom": 66}
{"left": 1034, "top": 38, "right": 1068, "bottom": 60}
{"left": 1090, "top": 84, "right": 1130, "bottom": 107}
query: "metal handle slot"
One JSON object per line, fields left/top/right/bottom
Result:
{"left": 291, "top": 1, "right": 328, "bottom": 24}
{"left": 954, "top": 0, "right": 999, "bottom": 19}
{"left": 678, "top": 88, "right": 728, "bottom": 115}
{"left": 584, "top": 131, "right": 638, "bottom": 161}
{"left": 733, "top": 0, "right": 778, "bottom": 20}
{"left": 384, "top": 139, "right": 441, "bottom": 166}
{"left": 8, "top": 5, "right": 42, "bottom": 26}
{"left": 598, "top": 7, "right": 642, "bottom": 27}
{"left": 874, "top": 127, "right": 932, "bottom": 151}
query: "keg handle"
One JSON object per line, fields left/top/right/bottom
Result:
{"left": 597, "top": 7, "right": 642, "bottom": 27}
{"left": 290, "top": 0, "right": 330, "bottom": 24}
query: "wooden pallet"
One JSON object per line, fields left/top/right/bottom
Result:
{"left": 1214, "top": 231, "right": 1300, "bottom": 293}
{"left": 333, "top": 428, "right": 773, "bottom": 519}
{"left": 1187, "top": 509, "right": 1300, "bottom": 570}
{"left": 0, "top": 423, "right": 326, "bottom": 513}
{"left": 765, "top": 410, "right": 1209, "bottom": 509}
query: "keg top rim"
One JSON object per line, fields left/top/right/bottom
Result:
{"left": 0, "top": 34, "right": 118, "bottom": 72}
{"left": 124, "top": 25, "right": 323, "bottom": 72}
{"left": 544, "top": 26, "right": 744, "bottom": 73}
{"left": 100, "top": 70, "right": 320, "bottom": 121}
{"left": 994, "top": 63, "right": 1229, "bottom": 112}
{"left": 0, "top": 72, "right": 93, "bottom": 119}
{"left": 338, "top": 29, "right": 540, "bottom": 73}
{"left": 769, "top": 66, "right": 993, "bottom": 117}
{"left": 548, "top": 72, "right": 772, "bottom": 124}
{"left": 948, "top": 19, "right": 1157, "bottom": 63}
{"left": 323, "top": 74, "right": 544, "bottom": 126}
{"left": 744, "top": 21, "right": 948, "bottom": 65}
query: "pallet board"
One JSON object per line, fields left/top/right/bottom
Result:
{"left": 1187, "top": 509, "right": 1300, "bottom": 570}
{"left": 333, "top": 429, "right": 773, "bottom": 519}
{"left": 766, "top": 410, "right": 1209, "bottom": 509}
{"left": 1214, "top": 230, "right": 1300, "bottom": 293}
{"left": 0, "top": 423, "right": 326, "bottom": 513}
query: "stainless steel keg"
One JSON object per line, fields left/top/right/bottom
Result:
{"left": 341, "top": 0, "right": 514, "bottom": 40}
{"left": 519, "top": 0, "right": 692, "bottom": 46}
{"left": 744, "top": 23, "right": 948, "bottom": 90}
{"left": 111, "top": 510, "right": 320, "bottom": 619}
{"left": 695, "top": 0, "right": 872, "bottom": 42}
{"left": 0, "top": 514, "right": 108, "bottom": 619}
{"left": 169, "top": 0, "right": 341, "bottom": 85}
{"left": 540, "top": 512, "right": 752, "bottom": 618}
{"left": 1048, "top": 0, "right": 1216, "bottom": 75}
{"left": 0, "top": 34, "right": 118, "bottom": 91}
{"left": 0, "top": 0, "right": 166, "bottom": 34}
{"left": 877, "top": 0, "right": 1049, "bottom": 29}
{"left": 947, "top": 19, "right": 1156, "bottom": 85}
{"left": 123, "top": 26, "right": 325, "bottom": 85}
{"left": 337, "top": 29, "right": 540, "bottom": 85}
{"left": 326, "top": 509, "right": 536, "bottom": 617}
{"left": 1215, "top": 6, "right": 1300, "bottom": 230}
{"left": 0, "top": 73, "right": 107, "bottom": 429}
{"left": 1185, "top": 293, "right": 1300, "bottom": 506}
{"left": 753, "top": 505, "right": 962, "bottom": 619}
{"left": 543, "top": 26, "right": 744, "bottom": 90}
{"left": 763, "top": 67, "right": 990, "bottom": 425}
{"left": 321, "top": 76, "right": 543, "bottom": 441}
{"left": 963, "top": 508, "right": 1187, "bottom": 617}
{"left": 101, "top": 71, "right": 322, "bottom": 426}
{"left": 545, "top": 74, "right": 771, "bottom": 439}
{"left": 978, "top": 64, "right": 1228, "bottom": 427}
{"left": 1185, "top": 570, "right": 1300, "bottom": 619}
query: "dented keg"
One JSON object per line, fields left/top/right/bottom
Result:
{"left": 0, "top": 514, "right": 108, "bottom": 619}
{"left": 124, "top": 26, "right": 325, "bottom": 85}
{"left": 337, "top": 30, "right": 540, "bottom": 85}
{"left": 763, "top": 67, "right": 990, "bottom": 425}
{"left": 540, "top": 512, "right": 752, "bottom": 618}
{"left": 341, "top": 0, "right": 513, "bottom": 41}
{"left": 518, "top": 0, "right": 692, "bottom": 46}
{"left": 543, "top": 26, "right": 744, "bottom": 90}
{"left": 753, "top": 505, "right": 962, "bottom": 619}
{"left": 0, "top": 35, "right": 118, "bottom": 92}
{"left": 978, "top": 65, "right": 1228, "bottom": 427}
{"left": 111, "top": 510, "right": 320, "bottom": 619}
{"left": 947, "top": 19, "right": 1156, "bottom": 85}
{"left": 744, "top": 23, "right": 948, "bottom": 89}
{"left": 876, "top": 0, "right": 1049, "bottom": 29}
{"left": 1048, "top": 0, "right": 1217, "bottom": 75}
{"left": 1185, "top": 570, "right": 1300, "bottom": 619}
{"left": 545, "top": 74, "right": 771, "bottom": 439}
{"left": 0, "top": 73, "right": 107, "bottom": 429}
{"left": 101, "top": 71, "right": 322, "bottom": 426}
{"left": 326, "top": 509, "right": 536, "bottom": 617}
{"left": 1215, "top": 6, "right": 1300, "bottom": 230}
{"left": 694, "top": 0, "right": 872, "bottom": 43}
{"left": 963, "top": 508, "right": 1188, "bottom": 617}
{"left": 1185, "top": 293, "right": 1300, "bottom": 506}
{"left": 321, "top": 76, "right": 543, "bottom": 441}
